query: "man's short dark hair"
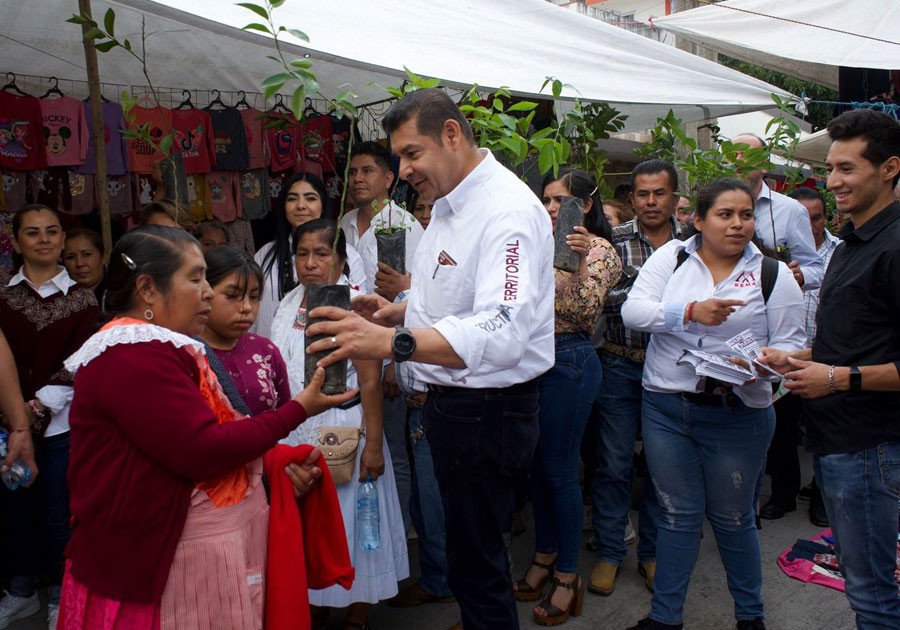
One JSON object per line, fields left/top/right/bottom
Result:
{"left": 790, "top": 186, "right": 827, "bottom": 211}
{"left": 827, "top": 109, "right": 900, "bottom": 188}
{"left": 382, "top": 88, "right": 475, "bottom": 146}
{"left": 350, "top": 140, "right": 393, "bottom": 173}
{"left": 630, "top": 159, "right": 678, "bottom": 192}
{"left": 613, "top": 183, "right": 632, "bottom": 203}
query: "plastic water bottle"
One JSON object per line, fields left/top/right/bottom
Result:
{"left": 357, "top": 476, "right": 380, "bottom": 551}
{"left": 0, "top": 429, "right": 32, "bottom": 491}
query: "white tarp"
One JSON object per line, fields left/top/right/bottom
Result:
{"left": 654, "top": 0, "right": 900, "bottom": 90}
{"left": 0, "top": 0, "right": 792, "bottom": 132}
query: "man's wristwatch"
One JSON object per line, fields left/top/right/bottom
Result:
{"left": 391, "top": 326, "right": 416, "bottom": 363}
{"left": 848, "top": 366, "right": 862, "bottom": 392}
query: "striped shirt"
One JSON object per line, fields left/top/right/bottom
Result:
{"left": 602, "top": 217, "right": 683, "bottom": 352}
{"left": 802, "top": 230, "right": 842, "bottom": 346}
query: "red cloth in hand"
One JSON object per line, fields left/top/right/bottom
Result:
{"left": 263, "top": 444, "right": 354, "bottom": 630}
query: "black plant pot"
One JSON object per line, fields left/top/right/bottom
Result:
{"left": 376, "top": 230, "right": 406, "bottom": 274}
{"left": 553, "top": 196, "right": 583, "bottom": 273}
{"left": 304, "top": 283, "right": 351, "bottom": 395}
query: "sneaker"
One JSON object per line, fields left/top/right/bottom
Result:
{"left": 736, "top": 618, "right": 766, "bottom": 630}
{"left": 624, "top": 517, "right": 637, "bottom": 545}
{"left": 626, "top": 618, "right": 684, "bottom": 630}
{"left": 0, "top": 591, "right": 40, "bottom": 628}
{"left": 48, "top": 605, "right": 59, "bottom": 630}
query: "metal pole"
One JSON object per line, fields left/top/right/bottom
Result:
{"left": 76, "top": 0, "right": 112, "bottom": 260}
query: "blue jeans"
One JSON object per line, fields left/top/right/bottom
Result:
{"left": 642, "top": 391, "right": 774, "bottom": 625}
{"left": 383, "top": 394, "right": 411, "bottom": 532}
{"left": 531, "top": 334, "right": 602, "bottom": 573}
{"left": 814, "top": 443, "right": 900, "bottom": 630}
{"left": 591, "top": 352, "right": 660, "bottom": 565}
{"left": 408, "top": 407, "right": 452, "bottom": 598}
{"left": 2, "top": 432, "right": 70, "bottom": 606}
{"left": 425, "top": 382, "right": 540, "bottom": 630}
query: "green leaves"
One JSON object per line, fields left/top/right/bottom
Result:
{"left": 237, "top": 3, "right": 269, "bottom": 20}
{"left": 242, "top": 23, "right": 272, "bottom": 34}
{"left": 103, "top": 8, "right": 116, "bottom": 37}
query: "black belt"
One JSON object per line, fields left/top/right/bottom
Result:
{"left": 426, "top": 378, "right": 538, "bottom": 397}
{"left": 681, "top": 391, "right": 743, "bottom": 407}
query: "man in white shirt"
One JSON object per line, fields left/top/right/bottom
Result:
{"left": 306, "top": 88, "right": 555, "bottom": 630}
{"left": 339, "top": 141, "right": 424, "bottom": 292}
{"left": 733, "top": 134, "right": 825, "bottom": 290}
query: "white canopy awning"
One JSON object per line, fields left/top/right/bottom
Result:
{"left": 654, "top": 0, "right": 900, "bottom": 90}
{"left": 0, "top": 0, "right": 794, "bottom": 132}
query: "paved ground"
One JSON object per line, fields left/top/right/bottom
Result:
{"left": 13, "top": 459, "right": 856, "bottom": 630}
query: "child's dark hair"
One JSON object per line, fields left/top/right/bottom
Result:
{"left": 204, "top": 245, "right": 264, "bottom": 298}
{"left": 196, "top": 220, "right": 229, "bottom": 243}
{"left": 104, "top": 226, "right": 200, "bottom": 316}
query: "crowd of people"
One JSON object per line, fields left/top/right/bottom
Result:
{"left": 0, "top": 87, "right": 896, "bottom": 630}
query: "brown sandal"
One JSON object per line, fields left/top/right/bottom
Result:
{"left": 533, "top": 575, "right": 585, "bottom": 626}
{"left": 513, "top": 558, "right": 555, "bottom": 602}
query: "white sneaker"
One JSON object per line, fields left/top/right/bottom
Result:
{"left": 624, "top": 517, "right": 637, "bottom": 545}
{"left": 0, "top": 591, "right": 40, "bottom": 628}
{"left": 48, "top": 604, "right": 59, "bottom": 630}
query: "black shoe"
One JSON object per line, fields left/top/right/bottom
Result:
{"left": 626, "top": 618, "right": 683, "bottom": 630}
{"left": 809, "top": 502, "right": 830, "bottom": 528}
{"left": 759, "top": 500, "right": 796, "bottom": 520}
{"left": 798, "top": 483, "right": 814, "bottom": 502}
{"left": 755, "top": 514, "right": 762, "bottom": 530}
{"left": 736, "top": 618, "right": 766, "bottom": 630}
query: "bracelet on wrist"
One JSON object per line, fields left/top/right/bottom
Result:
{"left": 828, "top": 365, "right": 836, "bottom": 394}
{"left": 686, "top": 301, "right": 697, "bottom": 323}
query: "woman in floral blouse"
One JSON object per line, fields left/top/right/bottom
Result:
{"left": 200, "top": 246, "right": 291, "bottom": 415}
{"left": 514, "top": 168, "right": 622, "bottom": 626}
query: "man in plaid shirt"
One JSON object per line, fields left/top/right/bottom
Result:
{"left": 589, "top": 160, "right": 684, "bottom": 597}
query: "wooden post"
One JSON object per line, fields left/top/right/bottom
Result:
{"left": 76, "top": 0, "right": 112, "bottom": 260}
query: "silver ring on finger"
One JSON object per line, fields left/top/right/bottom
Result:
{"left": 331, "top": 336, "right": 337, "bottom": 348}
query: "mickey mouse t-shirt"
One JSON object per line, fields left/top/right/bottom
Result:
{"left": 40, "top": 95, "right": 89, "bottom": 167}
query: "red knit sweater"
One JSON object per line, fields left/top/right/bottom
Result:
{"left": 66, "top": 340, "right": 308, "bottom": 604}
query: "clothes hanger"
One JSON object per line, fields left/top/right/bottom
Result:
{"left": 41, "top": 77, "right": 64, "bottom": 99}
{"left": 204, "top": 89, "right": 227, "bottom": 110}
{"left": 271, "top": 93, "right": 290, "bottom": 114}
{"left": 234, "top": 90, "right": 250, "bottom": 110}
{"left": 1, "top": 73, "right": 29, "bottom": 96}
{"left": 303, "top": 97, "right": 320, "bottom": 118}
{"left": 174, "top": 89, "right": 194, "bottom": 110}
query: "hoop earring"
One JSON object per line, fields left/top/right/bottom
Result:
{"left": 144, "top": 308, "right": 154, "bottom": 321}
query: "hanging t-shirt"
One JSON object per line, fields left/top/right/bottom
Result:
{"left": 0, "top": 92, "right": 46, "bottom": 170}
{"left": 103, "top": 174, "right": 133, "bottom": 216}
{"left": 269, "top": 170, "right": 290, "bottom": 207}
{"left": 0, "top": 213, "right": 15, "bottom": 281}
{"left": 0, "top": 170, "right": 27, "bottom": 212}
{"left": 206, "top": 108, "right": 249, "bottom": 171}
{"left": 134, "top": 173, "right": 158, "bottom": 207}
{"left": 171, "top": 108, "right": 216, "bottom": 175}
{"left": 240, "top": 108, "right": 268, "bottom": 170}
{"left": 208, "top": 171, "right": 242, "bottom": 223}
{"left": 187, "top": 174, "right": 211, "bottom": 222}
{"left": 127, "top": 105, "right": 172, "bottom": 174}
{"left": 77, "top": 100, "right": 128, "bottom": 176}
{"left": 30, "top": 168, "right": 70, "bottom": 211}
{"left": 40, "top": 95, "right": 89, "bottom": 167}
{"left": 300, "top": 116, "right": 335, "bottom": 174}
{"left": 225, "top": 218, "right": 255, "bottom": 255}
{"left": 239, "top": 168, "right": 269, "bottom": 220}
{"left": 265, "top": 110, "right": 300, "bottom": 173}
{"left": 66, "top": 171, "right": 94, "bottom": 215}
{"left": 330, "top": 114, "right": 358, "bottom": 171}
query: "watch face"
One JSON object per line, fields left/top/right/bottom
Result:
{"left": 395, "top": 333, "right": 415, "bottom": 355}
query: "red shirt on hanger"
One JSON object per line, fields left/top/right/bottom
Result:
{"left": 126, "top": 105, "right": 173, "bottom": 175}
{"left": 171, "top": 108, "right": 217, "bottom": 175}
{"left": 0, "top": 92, "right": 46, "bottom": 170}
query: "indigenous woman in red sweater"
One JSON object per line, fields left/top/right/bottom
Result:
{"left": 0, "top": 204, "right": 99, "bottom": 630}
{"left": 58, "top": 225, "right": 357, "bottom": 630}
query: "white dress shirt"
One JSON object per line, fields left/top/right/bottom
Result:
{"left": 7, "top": 267, "right": 77, "bottom": 436}
{"left": 622, "top": 236, "right": 806, "bottom": 408}
{"left": 340, "top": 200, "right": 424, "bottom": 291}
{"left": 754, "top": 181, "right": 825, "bottom": 290}
{"left": 253, "top": 240, "right": 367, "bottom": 338}
{"left": 405, "top": 149, "right": 555, "bottom": 388}
{"left": 802, "top": 229, "right": 842, "bottom": 346}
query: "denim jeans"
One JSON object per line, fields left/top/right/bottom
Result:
{"left": 591, "top": 352, "right": 660, "bottom": 565}
{"left": 642, "top": 391, "right": 774, "bottom": 625}
{"left": 425, "top": 382, "right": 540, "bottom": 630}
{"left": 531, "top": 334, "right": 602, "bottom": 573}
{"left": 2, "top": 432, "right": 70, "bottom": 606}
{"left": 383, "top": 394, "right": 411, "bottom": 532}
{"left": 814, "top": 443, "right": 900, "bottom": 630}
{"left": 408, "top": 407, "right": 451, "bottom": 598}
